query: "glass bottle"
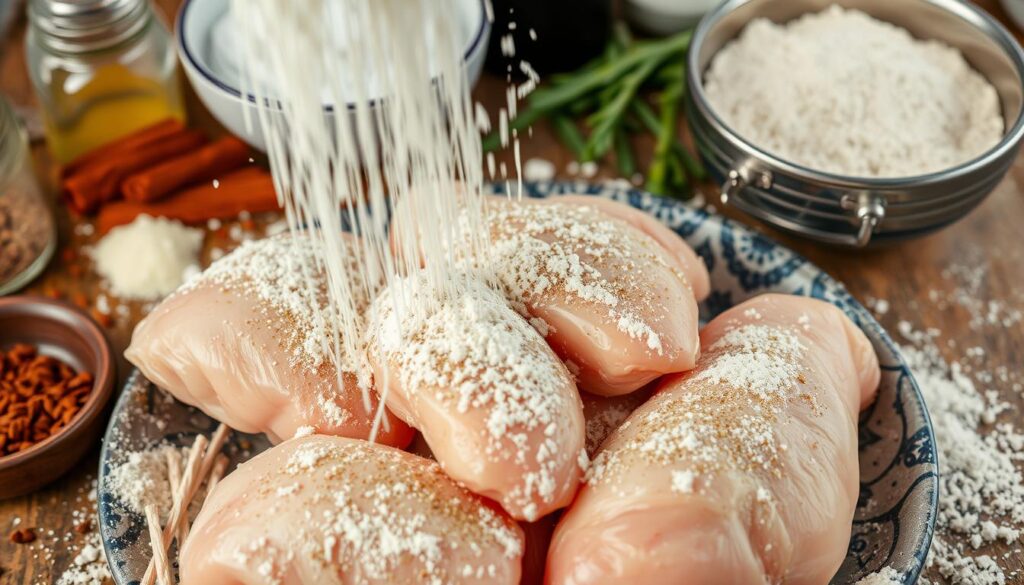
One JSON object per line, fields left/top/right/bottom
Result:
{"left": 0, "top": 96, "right": 56, "bottom": 295}
{"left": 25, "top": 0, "right": 185, "bottom": 165}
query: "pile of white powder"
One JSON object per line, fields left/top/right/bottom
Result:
{"left": 704, "top": 6, "right": 1003, "bottom": 178}
{"left": 92, "top": 215, "right": 203, "bottom": 300}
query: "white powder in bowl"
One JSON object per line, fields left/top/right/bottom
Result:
{"left": 704, "top": 6, "right": 1004, "bottom": 178}
{"left": 91, "top": 215, "right": 203, "bottom": 300}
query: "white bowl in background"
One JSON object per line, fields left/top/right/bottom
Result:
{"left": 624, "top": 0, "right": 723, "bottom": 36}
{"left": 175, "top": 0, "right": 492, "bottom": 151}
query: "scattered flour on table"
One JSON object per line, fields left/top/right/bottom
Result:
{"left": 704, "top": 5, "right": 1003, "bottom": 178}
{"left": 91, "top": 215, "right": 203, "bottom": 300}
{"left": 898, "top": 322, "right": 1024, "bottom": 585}
{"left": 14, "top": 477, "right": 115, "bottom": 584}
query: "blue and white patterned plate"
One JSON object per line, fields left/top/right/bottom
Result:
{"left": 99, "top": 181, "right": 937, "bottom": 584}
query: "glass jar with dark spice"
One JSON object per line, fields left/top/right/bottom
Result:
{"left": 0, "top": 96, "right": 56, "bottom": 295}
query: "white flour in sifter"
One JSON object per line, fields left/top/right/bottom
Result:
{"left": 704, "top": 6, "right": 1003, "bottom": 178}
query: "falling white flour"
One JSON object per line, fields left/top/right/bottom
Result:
{"left": 704, "top": 5, "right": 1003, "bottom": 178}
{"left": 233, "top": 0, "right": 496, "bottom": 439}
{"left": 91, "top": 215, "right": 203, "bottom": 300}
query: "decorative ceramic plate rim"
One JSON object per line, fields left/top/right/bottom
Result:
{"left": 98, "top": 181, "right": 938, "bottom": 584}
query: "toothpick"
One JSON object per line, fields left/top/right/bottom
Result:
{"left": 145, "top": 504, "right": 173, "bottom": 585}
{"left": 142, "top": 424, "right": 232, "bottom": 585}
{"left": 206, "top": 454, "right": 229, "bottom": 495}
{"left": 165, "top": 448, "right": 185, "bottom": 546}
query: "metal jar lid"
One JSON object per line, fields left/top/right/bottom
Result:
{"left": 685, "top": 0, "right": 1024, "bottom": 247}
{"left": 28, "top": 0, "right": 151, "bottom": 54}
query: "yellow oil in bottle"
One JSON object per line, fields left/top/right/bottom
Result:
{"left": 42, "top": 63, "right": 185, "bottom": 164}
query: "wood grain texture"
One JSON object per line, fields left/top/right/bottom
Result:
{"left": 1, "top": 0, "right": 1022, "bottom": 583}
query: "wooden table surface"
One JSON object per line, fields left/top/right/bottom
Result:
{"left": 1, "top": 0, "right": 1023, "bottom": 583}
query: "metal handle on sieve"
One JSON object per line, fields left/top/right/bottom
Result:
{"left": 720, "top": 169, "right": 886, "bottom": 247}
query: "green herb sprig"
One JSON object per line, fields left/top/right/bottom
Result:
{"left": 483, "top": 25, "right": 705, "bottom": 199}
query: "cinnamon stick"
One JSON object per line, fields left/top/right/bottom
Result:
{"left": 61, "top": 118, "right": 185, "bottom": 179}
{"left": 121, "top": 136, "right": 252, "bottom": 203}
{"left": 97, "top": 167, "right": 281, "bottom": 234}
{"left": 63, "top": 129, "right": 207, "bottom": 215}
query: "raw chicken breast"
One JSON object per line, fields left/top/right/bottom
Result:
{"left": 472, "top": 196, "right": 707, "bottom": 396}
{"left": 554, "top": 195, "right": 711, "bottom": 301}
{"left": 366, "top": 272, "right": 586, "bottom": 521}
{"left": 547, "top": 294, "right": 880, "bottom": 585}
{"left": 126, "top": 234, "right": 413, "bottom": 446}
{"left": 180, "top": 435, "right": 524, "bottom": 585}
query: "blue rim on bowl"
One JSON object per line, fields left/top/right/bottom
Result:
{"left": 175, "top": 0, "right": 492, "bottom": 113}
{"left": 98, "top": 182, "right": 938, "bottom": 584}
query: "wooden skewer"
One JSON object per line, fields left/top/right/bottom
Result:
{"left": 165, "top": 448, "right": 185, "bottom": 546}
{"left": 145, "top": 504, "right": 173, "bottom": 585}
{"left": 142, "top": 434, "right": 207, "bottom": 585}
{"left": 142, "top": 424, "right": 231, "bottom": 585}
{"left": 206, "top": 454, "right": 230, "bottom": 496}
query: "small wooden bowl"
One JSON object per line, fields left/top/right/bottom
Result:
{"left": 0, "top": 296, "right": 115, "bottom": 499}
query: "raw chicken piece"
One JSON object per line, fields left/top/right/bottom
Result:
{"left": 547, "top": 294, "right": 880, "bottom": 585}
{"left": 473, "top": 196, "right": 706, "bottom": 396}
{"left": 366, "top": 272, "right": 586, "bottom": 521}
{"left": 126, "top": 234, "right": 413, "bottom": 446}
{"left": 554, "top": 195, "right": 711, "bottom": 301}
{"left": 180, "top": 435, "right": 524, "bottom": 585}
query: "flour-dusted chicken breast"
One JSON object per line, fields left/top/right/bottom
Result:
{"left": 553, "top": 195, "right": 710, "bottom": 302}
{"left": 547, "top": 294, "right": 880, "bottom": 585}
{"left": 126, "top": 233, "right": 413, "bottom": 446}
{"left": 180, "top": 435, "right": 524, "bottom": 585}
{"left": 366, "top": 272, "right": 586, "bottom": 521}
{"left": 472, "top": 196, "right": 706, "bottom": 396}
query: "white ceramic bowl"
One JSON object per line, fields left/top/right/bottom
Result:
{"left": 624, "top": 0, "right": 723, "bottom": 36}
{"left": 175, "top": 0, "right": 492, "bottom": 151}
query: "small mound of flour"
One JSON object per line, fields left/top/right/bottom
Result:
{"left": 704, "top": 6, "right": 1003, "bottom": 178}
{"left": 92, "top": 215, "right": 203, "bottom": 300}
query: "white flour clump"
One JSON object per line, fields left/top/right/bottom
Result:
{"left": 856, "top": 567, "right": 903, "bottom": 585}
{"left": 704, "top": 6, "right": 1003, "bottom": 178}
{"left": 104, "top": 443, "right": 190, "bottom": 518}
{"left": 92, "top": 214, "right": 203, "bottom": 300}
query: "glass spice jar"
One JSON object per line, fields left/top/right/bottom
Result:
{"left": 25, "top": 0, "right": 185, "bottom": 165}
{"left": 0, "top": 96, "right": 56, "bottom": 295}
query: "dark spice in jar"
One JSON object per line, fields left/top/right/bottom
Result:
{"left": 0, "top": 174, "right": 53, "bottom": 285}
